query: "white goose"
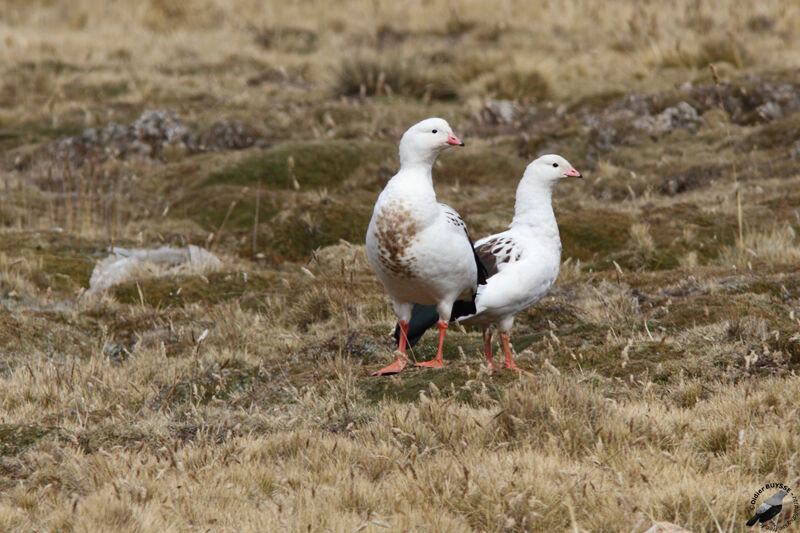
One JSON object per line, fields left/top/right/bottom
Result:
{"left": 366, "top": 118, "right": 486, "bottom": 376}
{"left": 398, "top": 154, "right": 581, "bottom": 371}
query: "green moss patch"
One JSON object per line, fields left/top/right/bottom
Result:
{"left": 742, "top": 112, "right": 800, "bottom": 151}
{"left": 559, "top": 210, "right": 632, "bottom": 265}
{"left": 0, "top": 231, "right": 97, "bottom": 293}
{"left": 359, "top": 365, "right": 520, "bottom": 404}
{"left": 656, "top": 294, "right": 777, "bottom": 332}
{"left": 516, "top": 300, "right": 580, "bottom": 331}
{"left": 35, "top": 255, "right": 94, "bottom": 291}
{"left": 0, "top": 120, "right": 85, "bottom": 152}
{"left": 179, "top": 190, "right": 269, "bottom": 235}
{"left": 62, "top": 80, "right": 130, "bottom": 100}
{"left": 619, "top": 203, "right": 740, "bottom": 270}
{"left": 76, "top": 424, "right": 155, "bottom": 454}
{"left": 263, "top": 201, "right": 372, "bottom": 262}
{"left": 436, "top": 151, "right": 527, "bottom": 186}
{"left": 0, "top": 230, "right": 97, "bottom": 255}
{"left": 111, "top": 271, "right": 280, "bottom": 307}
{"left": 204, "top": 140, "right": 394, "bottom": 190}
{"left": 0, "top": 424, "right": 53, "bottom": 457}
{"left": 148, "top": 360, "right": 269, "bottom": 411}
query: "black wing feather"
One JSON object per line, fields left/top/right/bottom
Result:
{"left": 474, "top": 236, "right": 521, "bottom": 278}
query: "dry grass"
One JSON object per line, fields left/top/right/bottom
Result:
{"left": 1, "top": 1, "right": 800, "bottom": 531}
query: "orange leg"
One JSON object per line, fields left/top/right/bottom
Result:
{"left": 416, "top": 321, "right": 447, "bottom": 368}
{"left": 483, "top": 329, "right": 496, "bottom": 370}
{"left": 372, "top": 321, "right": 409, "bottom": 376}
{"left": 500, "top": 332, "right": 522, "bottom": 371}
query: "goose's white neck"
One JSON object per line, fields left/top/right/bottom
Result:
{"left": 383, "top": 157, "right": 437, "bottom": 210}
{"left": 386, "top": 164, "right": 434, "bottom": 198}
{"left": 510, "top": 174, "right": 559, "bottom": 239}
{"left": 398, "top": 144, "right": 440, "bottom": 171}
{"left": 391, "top": 139, "right": 442, "bottom": 193}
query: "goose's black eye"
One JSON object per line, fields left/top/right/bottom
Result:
{"left": 552, "top": 163, "right": 559, "bottom": 167}
{"left": 432, "top": 129, "right": 438, "bottom": 134}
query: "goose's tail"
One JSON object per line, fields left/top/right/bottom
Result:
{"left": 393, "top": 300, "right": 477, "bottom": 347}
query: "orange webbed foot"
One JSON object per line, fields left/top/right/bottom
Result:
{"left": 371, "top": 356, "right": 408, "bottom": 376}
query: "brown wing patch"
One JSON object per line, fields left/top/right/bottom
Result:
{"left": 373, "top": 201, "right": 421, "bottom": 279}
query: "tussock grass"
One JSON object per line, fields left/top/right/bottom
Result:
{"left": 484, "top": 68, "right": 550, "bottom": 102}
{"left": 660, "top": 37, "right": 748, "bottom": 69}
{"left": 717, "top": 225, "right": 800, "bottom": 266}
{"left": 334, "top": 56, "right": 460, "bottom": 100}
{"left": 629, "top": 222, "right": 656, "bottom": 268}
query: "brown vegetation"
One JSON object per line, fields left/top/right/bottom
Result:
{"left": 1, "top": 0, "right": 800, "bottom": 531}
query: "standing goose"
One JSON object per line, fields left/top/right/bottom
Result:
{"left": 397, "top": 154, "right": 581, "bottom": 371}
{"left": 366, "top": 118, "right": 487, "bottom": 376}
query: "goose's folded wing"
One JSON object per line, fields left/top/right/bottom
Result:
{"left": 474, "top": 234, "right": 523, "bottom": 278}
{"left": 439, "top": 203, "right": 488, "bottom": 285}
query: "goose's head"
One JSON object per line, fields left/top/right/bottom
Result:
{"left": 398, "top": 117, "right": 464, "bottom": 167}
{"left": 524, "top": 154, "right": 582, "bottom": 185}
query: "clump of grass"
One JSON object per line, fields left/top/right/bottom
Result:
{"left": 742, "top": 111, "right": 800, "bottom": 149}
{"left": 628, "top": 222, "right": 656, "bottom": 268}
{"left": 573, "top": 280, "right": 640, "bottom": 327}
{"left": 698, "top": 424, "right": 733, "bottom": 455}
{"left": 590, "top": 161, "right": 643, "bottom": 201}
{"left": 142, "top": 0, "right": 222, "bottom": 31}
{"left": 494, "top": 376, "right": 606, "bottom": 456}
{"left": 333, "top": 56, "right": 459, "bottom": 100}
{"left": 747, "top": 15, "right": 775, "bottom": 32}
{"left": 699, "top": 38, "right": 747, "bottom": 68}
{"left": 431, "top": 14, "right": 475, "bottom": 38}
{"left": 670, "top": 379, "right": 708, "bottom": 408}
{"left": 485, "top": 68, "right": 550, "bottom": 101}
{"left": 250, "top": 25, "right": 318, "bottom": 54}
{"left": 717, "top": 225, "right": 800, "bottom": 266}
{"left": 678, "top": 250, "right": 699, "bottom": 268}
{"left": 661, "top": 37, "right": 747, "bottom": 69}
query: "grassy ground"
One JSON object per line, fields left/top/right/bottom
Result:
{"left": 1, "top": 1, "right": 800, "bottom": 531}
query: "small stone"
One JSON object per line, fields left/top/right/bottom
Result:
{"left": 481, "top": 98, "right": 521, "bottom": 124}
{"left": 756, "top": 101, "right": 782, "bottom": 121}
{"left": 789, "top": 139, "right": 800, "bottom": 160}
{"left": 633, "top": 102, "right": 701, "bottom": 136}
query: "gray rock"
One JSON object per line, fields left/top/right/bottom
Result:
{"left": 756, "top": 101, "right": 782, "bottom": 121}
{"left": 633, "top": 102, "right": 701, "bottom": 136}
{"left": 789, "top": 139, "right": 800, "bottom": 160}
{"left": 45, "top": 110, "right": 263, "bottom": 168}
{"left": 200, "top": 120, "right": 262, "bottom": 151}
{"left": 481, "top": 99, "right": 521, "bottom": 124}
